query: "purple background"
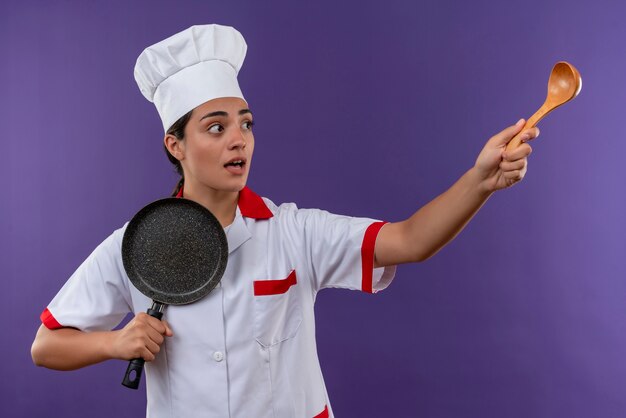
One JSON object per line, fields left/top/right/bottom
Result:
{"left": 2, "top": 0, "right": 625, "bottom": 417}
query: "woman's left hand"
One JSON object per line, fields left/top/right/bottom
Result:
{"left": 474, "top": 118, "right": 539, "bottom": 192}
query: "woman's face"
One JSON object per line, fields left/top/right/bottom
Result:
{"left": 172, "top": 97, "right": 255, "bottom": 194}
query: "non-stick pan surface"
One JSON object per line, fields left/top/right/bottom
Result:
{"left": 122, "top": 198, "right": 228, "bottom": 305}
{"left": 120, "top": 197, "right": 228, "bottom": 389}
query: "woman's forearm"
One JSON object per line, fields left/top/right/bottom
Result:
{"left": 31, "top": 325, "right": 116, "bottom": 371}
{"left": 31, "top": 313, "right": 173, "bottom": 371}
{"left": 375, "top": 167, "right": 492, "bottom": 266}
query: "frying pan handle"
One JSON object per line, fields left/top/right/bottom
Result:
{"left": 122, "top": 358, "right": 146, "bottom": 390}
{"left": 121, "top": 303, "right": 165, "bottom": 389}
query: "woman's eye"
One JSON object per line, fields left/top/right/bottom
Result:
{"left": 242, "top": 120, "right": 255, "bottom": 130}
{"left": 208, "top": 124, "right": 224, "bottom": 133}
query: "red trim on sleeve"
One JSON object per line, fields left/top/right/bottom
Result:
{"left": 254, "top": 270, "right": 297, "bottom": 296}
{"left": 40, "top": 308, "right": 63, "bottom": 330}
{"left": 313, "top": 405, "right": 329, "bottom": 418}
{"left": 361, "top": 221, "right": 388, "bottom": 294}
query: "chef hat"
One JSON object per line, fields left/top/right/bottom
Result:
{"left": 134, "top": 24, "right": 247, "bottom": 132}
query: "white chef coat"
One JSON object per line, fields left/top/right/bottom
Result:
{"left": 41, "top": 187, "right": 397, "bottom": 418}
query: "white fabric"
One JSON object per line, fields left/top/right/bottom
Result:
{"left": 45, "top": 197, "right": 396, "bottom": 418}
{"left": 134, "top": 24, "right": 247, "bottom": 132}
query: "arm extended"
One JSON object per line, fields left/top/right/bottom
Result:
{"left": 375, "top": 119, "right": 538, "bottom": 267}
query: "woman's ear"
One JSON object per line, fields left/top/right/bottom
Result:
{"left": 164, "top": 134, "right": 185, "bottom": 161}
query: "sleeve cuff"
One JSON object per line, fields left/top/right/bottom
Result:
{"left": 40, "top": 307, "right": 63, "bottom": 330}
{"left": 372, "top": 264, "right": 397, "bottom": 293}
{"left": 361, "top": 221, "right": 396, "bottom": 293}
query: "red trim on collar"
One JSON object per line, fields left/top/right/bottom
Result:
{"left": 174, "top": 185, "right": 273, "bottom": 219}
{"left": 238, "top": 186, "right": 273, "bottom": 219}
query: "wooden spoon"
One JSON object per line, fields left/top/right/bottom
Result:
{"left": 505, "top": 61, "right": 582, "bottom": 152}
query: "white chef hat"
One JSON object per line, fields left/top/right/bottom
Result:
{"left": 134, "top": 24, "right": 247, "bottom": 132}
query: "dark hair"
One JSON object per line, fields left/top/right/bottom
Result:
{"left": 164, "top": 110, "right": 193, "bottom": 196}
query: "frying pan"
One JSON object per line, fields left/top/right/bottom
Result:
{"left": 120, "top": 198, "right": 228, "bottom": 389}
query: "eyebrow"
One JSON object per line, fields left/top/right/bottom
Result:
{"left": 199, "top": 109, "right": 252, "bottom": 121}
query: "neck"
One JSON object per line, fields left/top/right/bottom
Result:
{"left": 181, "top": 181, "right": 239, "bottom": 227}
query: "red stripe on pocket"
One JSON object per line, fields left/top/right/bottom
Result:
{"left": 361, "top": 221, "right": 388, "bottom": 293}
{"left": 313, "top": 405, "right": 329, "bottom": 418}
{"left": 40, "top": 308, "right": 63, "bottom": 330}
{"left": 254, "top": 270, "right": 297, "bottom": 296}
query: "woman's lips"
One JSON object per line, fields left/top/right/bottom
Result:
{"left": 224, "top": 159, "right": 246, "bottom": 175}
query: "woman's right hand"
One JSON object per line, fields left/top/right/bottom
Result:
{"left": 31, "top": 314, "right": 173, "bottom": 370}
{"left": 110, "top": 312, "right": 174, "bottom": 361}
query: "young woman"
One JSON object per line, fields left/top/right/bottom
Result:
{"left": 31, "top": 25, "right": 537, "bottom": 418}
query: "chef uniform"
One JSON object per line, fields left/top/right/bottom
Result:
{"left": 40, "top": 25, "right": 397, "bottom": 418}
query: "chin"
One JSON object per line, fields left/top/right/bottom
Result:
{"left": 221, "top": 179, "right": 248, "bottom": 193}
{"left": 204, "top": 173, "right": 248, "bottom": 193}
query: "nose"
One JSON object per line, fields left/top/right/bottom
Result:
{"left": 227, "top": 127, "right": 246, "bottom": 150}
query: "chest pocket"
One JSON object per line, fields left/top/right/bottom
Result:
{"left": 253, "top": 269, "right": 302, "bottom": 347}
